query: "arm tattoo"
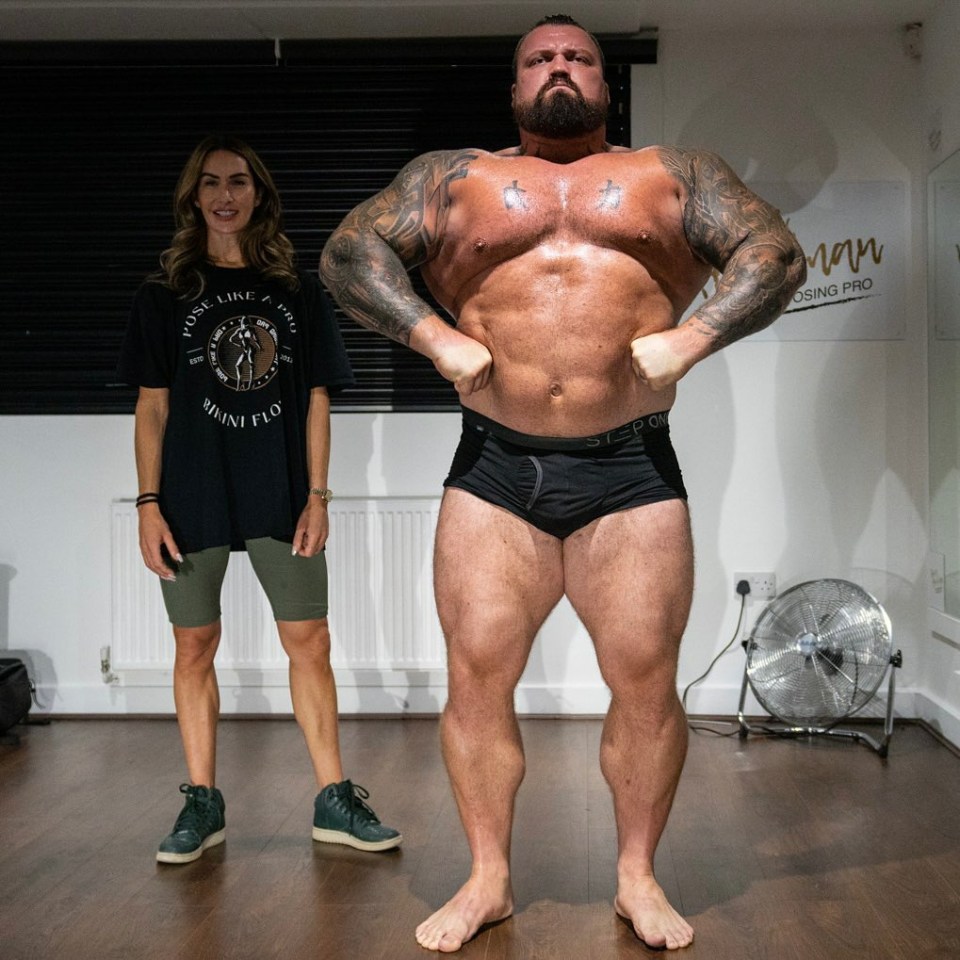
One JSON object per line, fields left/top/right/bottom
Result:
{"left": 658, "top": 146, "right": 806, "bottom": 349}
{"left": 320, "top": 149, "right": 479, "bottom": 344}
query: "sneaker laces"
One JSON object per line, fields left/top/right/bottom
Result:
{"left": 172, "top": 783, "right": 216, "bottom": 834}
{"left": 339, "top": 782, "right": 382, "bottom": 827}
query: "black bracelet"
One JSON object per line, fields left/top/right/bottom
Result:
{"left": 135, "top": 492, "right": 160, "bottom": 507}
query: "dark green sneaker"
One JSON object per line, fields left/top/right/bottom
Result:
{"left": 156, "top": 783, "right": 226, "bottom": 864}
{"left": 312, "top": 780, "right": 402, "bottom": 852}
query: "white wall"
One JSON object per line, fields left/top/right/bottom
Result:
{"left": 922, "top": 0, "right": 960, "bottom": 167}
{"left": 0, "top": 17, "right": 941, "bottom": 734}
{"left": 920, "top": 0, "right": 960, "bottom": 745}
{"left": 653, "top": 24, "right": 928, "bottom": 724}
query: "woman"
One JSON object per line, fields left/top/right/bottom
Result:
{"left": 118, "top": 135, "right": 400, "bottom": 863}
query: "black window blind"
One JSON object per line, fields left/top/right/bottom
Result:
{"left": 0, "top": 37, "right": 648, "bottom": 414}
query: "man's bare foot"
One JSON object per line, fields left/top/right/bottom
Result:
{"left": 415, "top": 874, "right": 513, "bottom": 952}
{"left": 614, "top": 874, "right": 693, "bottom": 950}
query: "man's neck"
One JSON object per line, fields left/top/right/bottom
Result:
{"left": 517, "top": 127, "right": 609, "bottom": 163}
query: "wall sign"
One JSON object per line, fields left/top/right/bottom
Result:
{"left": 683, "top": 181, "right": 907, "bottom": 341}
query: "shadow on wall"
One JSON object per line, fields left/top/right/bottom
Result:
{"left": 350, "top": 668, "right": 441, "bottom": 715}
{"left": 231, "top": 669, "right": 273, "bottom": 716}
{"left": 775, "top": 334, "right": 924, "bottom": 706}
{"left": 337, "top": 414, "right": 442, "bottom": 716}
{"left": 684, "top": 78, "right": 923, "bottom": 663}
{"left": 669, "top": 351, "right": 735, "bottom": 694}
{"left": 682, "top": 72, "right": 906, "bottom": 607}
{"left": 671, "top": 76, "right": 836, "bottom": 698}
{"left": 678, "top": 77, "right": 838, "bottom": 216}
{"left": 519, "top": 600, "right": 586, "bottom": 715}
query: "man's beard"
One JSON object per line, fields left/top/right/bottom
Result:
{"left": 514, "top": 81, "right": 607, "bottom": 138}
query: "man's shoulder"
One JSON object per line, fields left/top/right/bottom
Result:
{"left": 593, "top": 144, "right": 688, "bottom": 178}
{"left": 404, "top": 147, "right": 492, "bottom": 171}
{"left": 629, "top": 144, "right": 700, "bottom": 167}
{"left": 647, "top": 143, "right": 733, "bottom": 171}
{"left": 489, "top": 144, "right": 655, "bottom": 159}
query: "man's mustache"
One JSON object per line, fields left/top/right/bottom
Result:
{"left": 539, "top": 76, "right": 584, "bottom": 99}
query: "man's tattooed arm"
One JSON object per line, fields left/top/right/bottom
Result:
{"left": 320, "top": 149, "right": 478, "bottom": 345}
{"left": 658, "top": 146, "right": 806, "bottom": 351}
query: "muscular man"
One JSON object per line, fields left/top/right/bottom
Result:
{"left": 321, "top": 14, "right": 805, "bottom": 952}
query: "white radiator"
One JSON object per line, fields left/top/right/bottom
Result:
{"left": 110, "top": 498, "right": 445, "bottom": 685}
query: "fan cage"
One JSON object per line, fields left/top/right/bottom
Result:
{"left": 744, "top": 578, "right": 893, "bottom": 728}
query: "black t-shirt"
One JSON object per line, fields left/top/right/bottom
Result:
{"left": 118, "top": 265, "right": 354, "bottom": 553}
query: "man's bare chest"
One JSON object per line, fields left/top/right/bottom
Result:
{"left": 439, "top": 156, "right": 683, "bottom": 262}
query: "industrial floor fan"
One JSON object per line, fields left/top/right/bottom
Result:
{"left": 737, "top": 578, "right": 902, "bottom": 757}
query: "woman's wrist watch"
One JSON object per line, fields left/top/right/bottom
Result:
{"left": 309, "top": 487, "right": 334, "bottom": 503}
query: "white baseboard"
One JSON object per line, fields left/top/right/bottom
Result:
{"left": 34, "top": 676, "right": 612, "bottom": 716}
{"left": 912, "top": 689, "right": 960, "bottom": 749}
{"left": 32, "top": 675, "right": 611, "bottom": 716}
{"left": 28, "top": 681, "right": 955, "bottom": 751}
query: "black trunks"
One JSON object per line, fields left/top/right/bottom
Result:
{"left": 443, "top": 408, "right": 688, "bottom": 539}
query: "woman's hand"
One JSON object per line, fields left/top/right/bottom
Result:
{"left": 138, "top": 504, "right": 182, "bottom": 581}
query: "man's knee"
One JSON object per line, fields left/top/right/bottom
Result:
{"left": 600, "top": 643, "right": 680, "bottom": 698}
{"left": 446, "top": 647, "right": 525, "bottom": 712}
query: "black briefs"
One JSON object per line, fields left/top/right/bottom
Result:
{"left": 443, "top": 408, "right": 688, "bottom": 539}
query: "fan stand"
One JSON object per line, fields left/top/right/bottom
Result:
{"left": 736, "top": 647, "right": 903, "bottom": 759}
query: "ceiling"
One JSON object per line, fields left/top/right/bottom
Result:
{"left": 0, "top": 0, "right": 942, "bottom": 41}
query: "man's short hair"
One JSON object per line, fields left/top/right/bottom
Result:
{"left": 512, "top": 14, "right": 606, "bottom": 79}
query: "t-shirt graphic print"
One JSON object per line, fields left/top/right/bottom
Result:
{"left": 118, "top": 265, "right": 354, "bottom": 553}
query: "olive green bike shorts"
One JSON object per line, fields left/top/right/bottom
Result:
{"left": 159, "top": 537, "right": 328, "bottom": 628}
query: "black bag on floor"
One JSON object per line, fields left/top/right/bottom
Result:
{"left": 0, "top": 658, "right": 32, "bottom": 735}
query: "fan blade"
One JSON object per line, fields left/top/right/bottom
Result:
{"left": 744, "top": 579, "right": 893, "bottom": 726}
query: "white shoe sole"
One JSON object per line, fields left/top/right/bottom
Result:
{"left": 311, "top": 826, "right": 402, "bottom": 852}
{"left": 156, "top": 828, "right": 226, "bottom": 864}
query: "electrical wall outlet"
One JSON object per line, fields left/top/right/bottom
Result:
{"left": 734, "top": 571, "right": 777, "bottom": 600}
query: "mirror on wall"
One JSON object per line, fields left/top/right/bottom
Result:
{"left": 929, "top": 148, "right": 960, "bottom": 617}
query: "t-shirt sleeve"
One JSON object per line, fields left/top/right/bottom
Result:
{"left": 116, "top": 282, "right": 177, "bottom": 388}
{"left": 302, "top": 272, "right": 355, "bottom": 394}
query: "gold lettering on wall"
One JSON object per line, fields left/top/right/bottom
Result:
{"left": 806, "top": 237, "right": 883, "bottom": 276}
{"left": 695, "top": 235, "right": 886, "bottom": 304}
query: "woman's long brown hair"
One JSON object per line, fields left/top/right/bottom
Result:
{"left": 156, "top": 134, "right": 299, "bottom": 298}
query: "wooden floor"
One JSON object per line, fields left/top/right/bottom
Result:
{"left": 2, "top": 716, "right": 959, "bottom": 960}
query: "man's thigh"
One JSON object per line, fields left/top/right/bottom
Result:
{"left": 435, "top": 488, "right": 565, "bottom": 677}
{"left": 562, "top": 499, "right": 694, "bottom": 673}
